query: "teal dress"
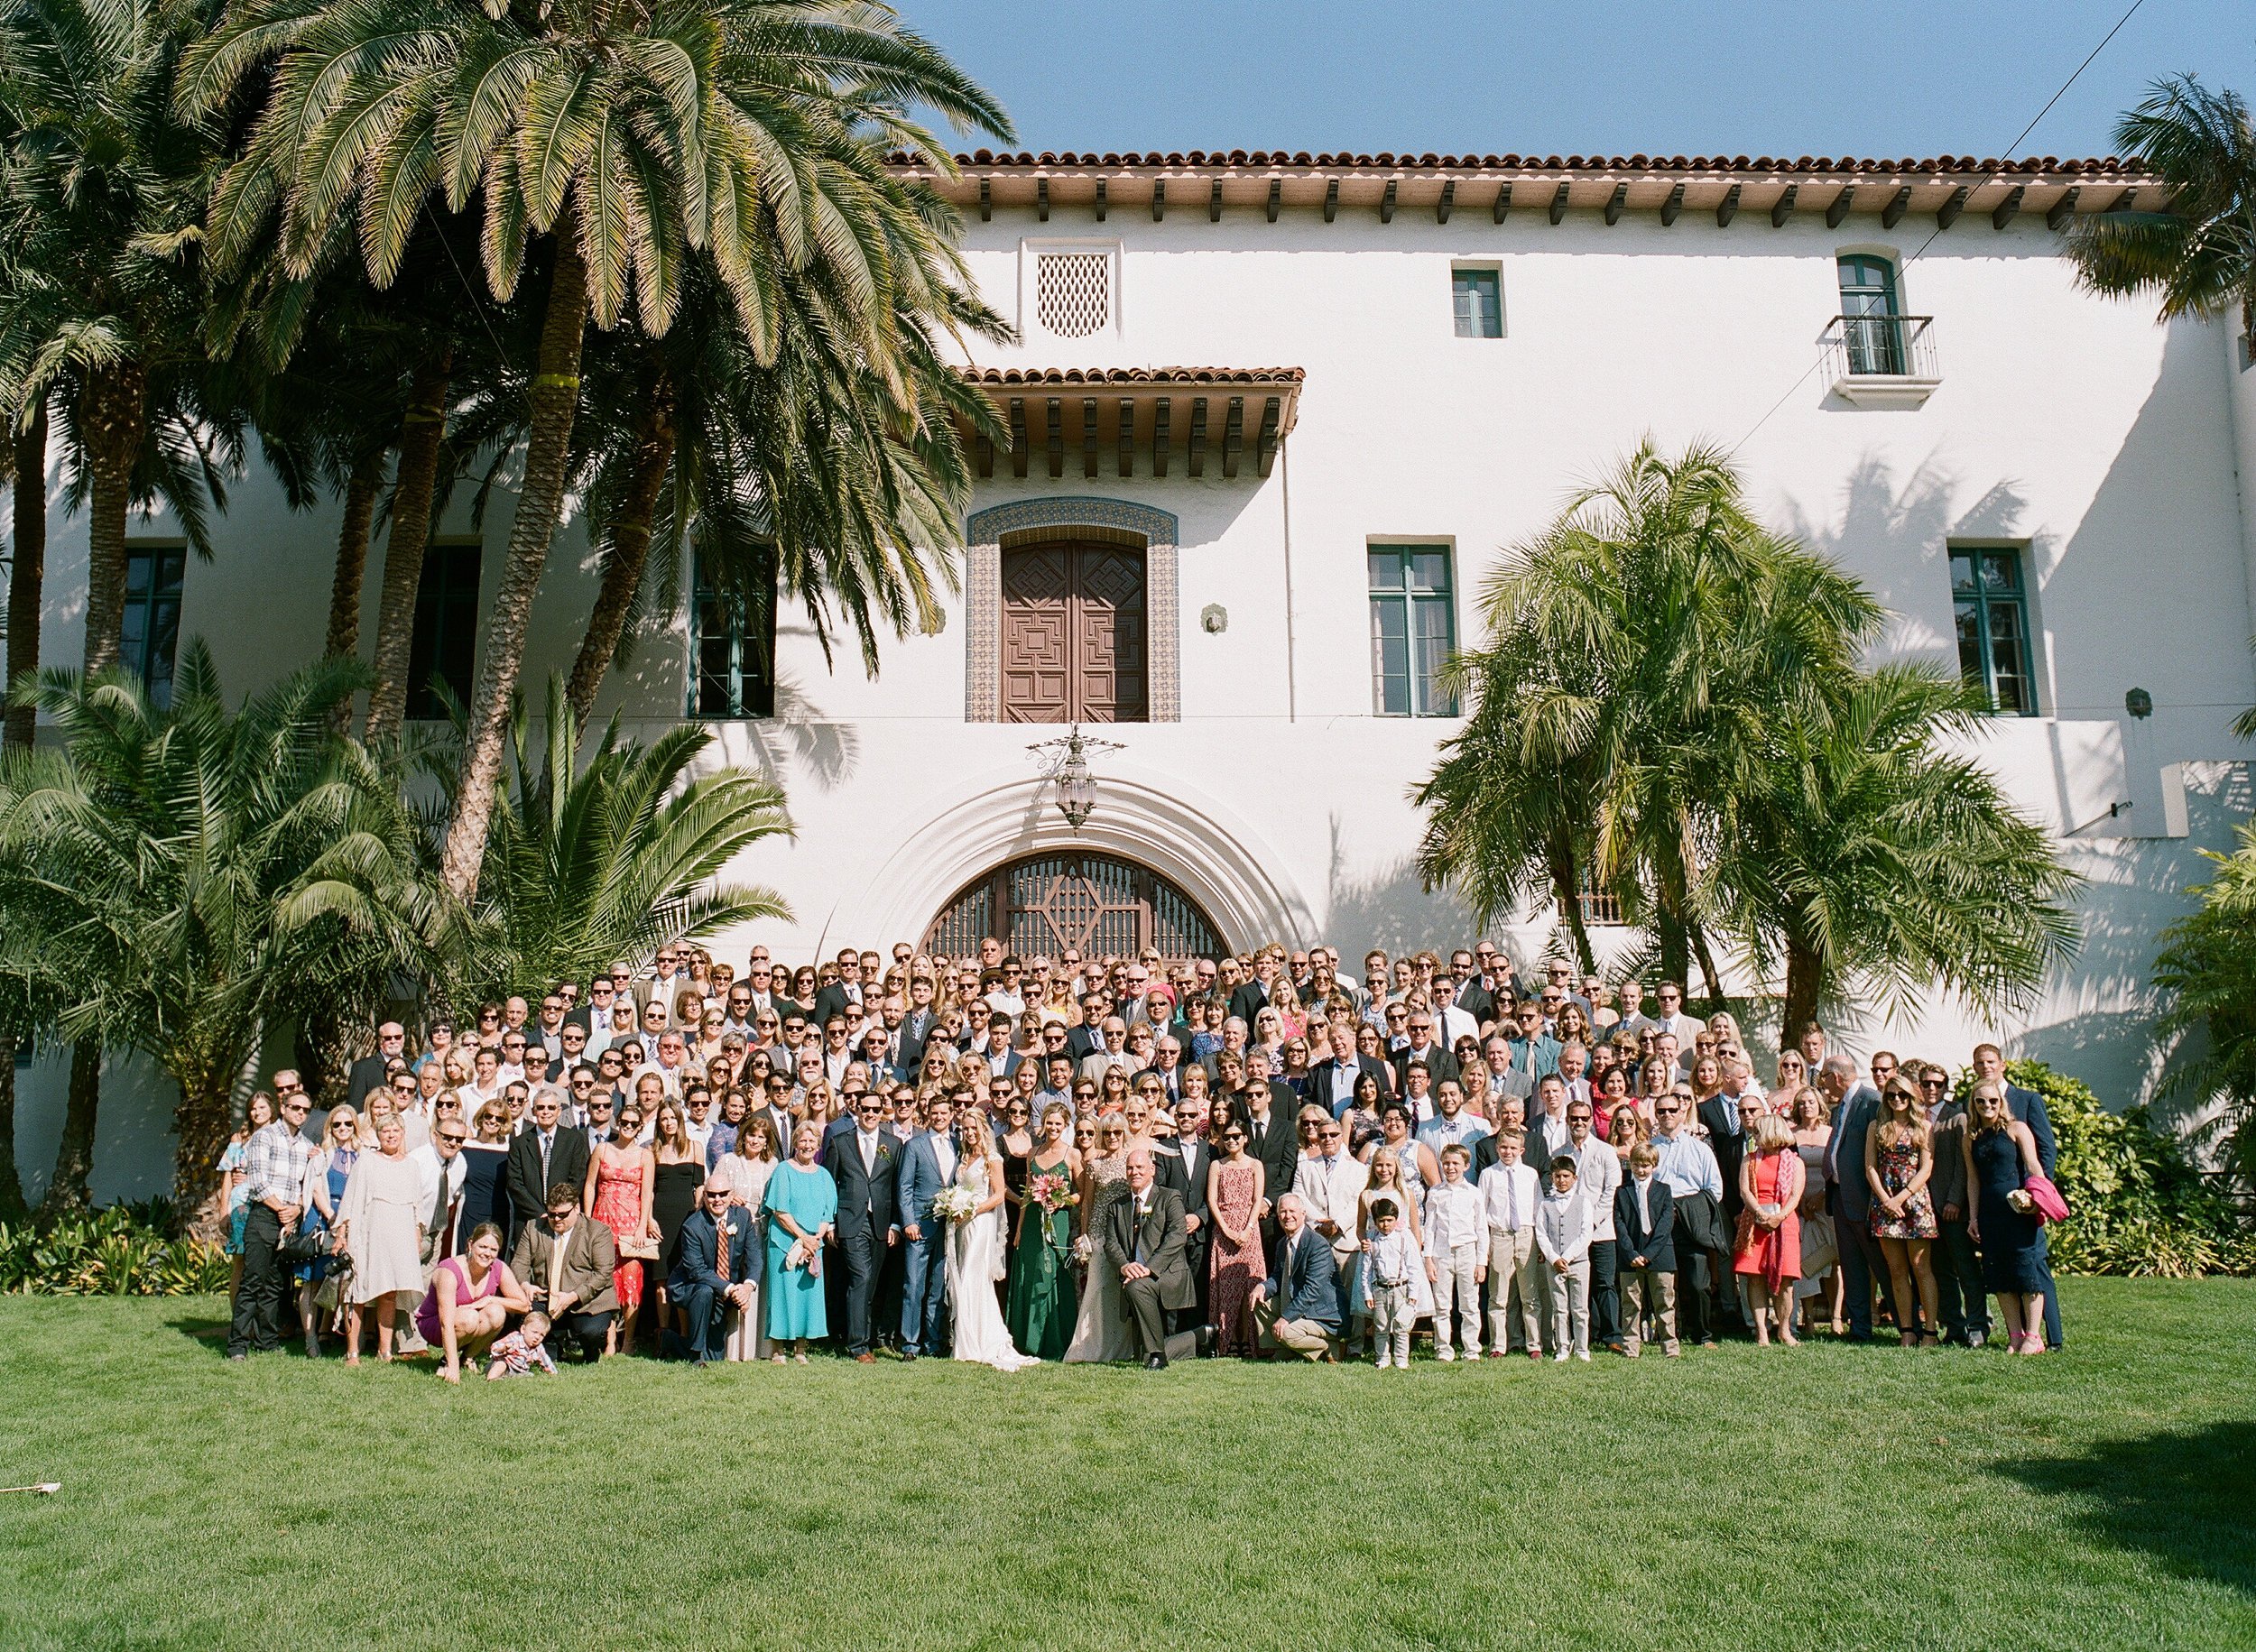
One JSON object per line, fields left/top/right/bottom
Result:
{"left": 764, "top": 1160, "right": 838, "bottom": 1341}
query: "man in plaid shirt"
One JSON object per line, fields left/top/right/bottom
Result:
{"left": 227, "top": 1091, "right": 314, "bottom": 1360}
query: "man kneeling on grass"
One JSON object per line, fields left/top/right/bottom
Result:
{"left": 1251, "top": 1195, "right": 1343, "bottom": 1361}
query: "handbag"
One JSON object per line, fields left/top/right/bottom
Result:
{"left": 616, "top": 1233, "right": 661, "bottom": 1261}
{"left": 278, "top": 1223, "right": 331, "bottom": 1265}
{"left": 1798, "top": 1211, "right": 1838, "bottom": 1277}
{"left": 2022, "top": 1173, "right": 2070, "bottom": 1224}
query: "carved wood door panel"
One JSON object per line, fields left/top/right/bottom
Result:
{"left": 1002, "top": 542, "right": 1146, "bottom": 722}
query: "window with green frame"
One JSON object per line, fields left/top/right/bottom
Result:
{"left": 691, "top": 554, "right": 775, "bottom": 717}
{"left": 120, "top": 542, "right": 184, "bottom": 709}
{"left": 1950, "top": 546, "right": 2038, "bottom": 715}
{"left": 1368, "top": 546, "right": 1457, "bottom": 716}
{"left": 1452, "top": 267, "right": 1502, "bottom": 338}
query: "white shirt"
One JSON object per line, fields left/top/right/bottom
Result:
{"left": 855, "top": 1126, "right": 881, "bottom": 1174}
{"left": 1363, "top": 1227, "right": 1420, "bottom": 1292}
{"left": 1422, "top": 1177, "right": 1485, "bottom": 1253}
{"left": 1292, "top": 1151, "right": 1368, "bottom": 1258}
{"left": 930, "top": 1131, "right": 957, "bottom": 1186}
{"left": 1478, "top": 1160, "right": 1540, "bottom": 1233}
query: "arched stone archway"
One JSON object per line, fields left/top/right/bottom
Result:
{"left": 824, "top": 762, "right": 1315, "bottom": 955}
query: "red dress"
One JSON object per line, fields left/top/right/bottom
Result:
{"left": 1732, "top": 1149, "right": 1801, "bottom": 1290}
{"left": 591, "top": 1152, "right": 647, "bottom": 1315}
{"left": 1207, "top": 1158, "right": 1262, "bottom": 1355}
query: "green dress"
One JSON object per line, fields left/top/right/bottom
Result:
{"left": 1005, "top": 1155, "right": 1078, "bottom": 1359}
{"left": 764, "top": 1160, "right": 838, "bottom": 1341}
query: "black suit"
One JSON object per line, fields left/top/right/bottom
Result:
{"left": 1392, "top": 1042, "right": 1459, "bottom": 1090}
{"left": 667, "top": 1204, "right": 757, "bottom": 1363}
{"left": 1152, "top": 1140, "right": 1213, "bottom": 1327}
{"left": 820, "top": 1128, "right": 900, "bottom": 1354}
{"left": 1614, "top": 1175, "right": 1678, "bottom": 1272}
{"left": 345, "top": 1054, "right": 391, "bottom": 1111}
{"left": 895, "top": 1008, "right": 938, "bottom": 1074}
{"left": 1241, "top": 1106, "right": 1300, "bottom": 1240}
{"left": 1308, "top": 1056, "right": 1388, "bottom": 1117}
{"left": 505, "top": 1125, "right": 591, "bottom": 1242}
{"left": 809, "top": 983, "right": 860, "bottom": 1032}
{"left": 1697, "top": 1097, "right": 1748, "bottom": 1224}
{"left": 1226, "top": 981, "right": 1272, "bottom": 1032}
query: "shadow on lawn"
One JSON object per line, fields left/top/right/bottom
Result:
{"left": 1993, "top": 1422, "right": 2256, "bottom": 1598}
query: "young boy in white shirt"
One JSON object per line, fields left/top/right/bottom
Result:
{"left": 1477, "top": 1127, "right": 1544, "bottom": 1360}
{"left": 1536, "top": 1153, "right": 1594, "bottom": 1361}
{"left": 1421, "top": 1143, "right": 1484, "bottom": 1361}
{"left": 1361, "top": 1198, "right": 1420, "bottom": 1370}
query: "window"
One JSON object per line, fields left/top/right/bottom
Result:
{"left": 1836, "top": 254, "right": 1906, "bottom": 375}
{"left": 1452, "top": 267, "right": 1502, "bottom": 338}
{"left": 1021, "top": 241, "right": 1120, "bottom": 342}
{"left": 406, "top": 538, "right": 480, "bottom": 719}
{"left": 120, "top": 543, "right": 184, "bottom": 708}
{"left": 1950, "top": 547, "right": 2038, "bottom": 715}
{"left": 691, "top": 554, "right": 775, "bottom": 718}
{"left": 1368, "top": 546, "right": 1457, "bottom": 716}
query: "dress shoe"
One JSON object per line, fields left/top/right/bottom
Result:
{"left": 1143, "top": 1352, "right": 1168, "bottom": 1371}
{"left": 899, "top": 1350, "right": 919, "bottom": 1362}
{"left": 1964, "top": 1329, "right": 1986, "bottom": 1350}
{"left": 855, "top": 1352, "right": 875, "bottom": 1363}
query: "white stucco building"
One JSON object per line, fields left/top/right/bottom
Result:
{"left": 14, "top": 149, "right": 2256, "bottom": 1200}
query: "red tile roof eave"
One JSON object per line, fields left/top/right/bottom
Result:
{"left": 958, "top": 365, "right": 1305, "bottom": 386}
{"left": 890, "top": 148, "right": 2150, "bottom": 180}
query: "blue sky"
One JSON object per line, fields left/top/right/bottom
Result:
{"left": 909, "top": 0, "right": 2251, "bottom": 161}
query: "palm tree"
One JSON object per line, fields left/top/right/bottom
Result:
{"left": 2153, "top": 817, "right": 2256, "bottom": 1195}
{"left": 2066, "top": 75, "right": 2256, "bottom": 346}
{"left": 0, "top": 0, "right": 226, "bottom": 675}
{"left": 560, "top": 255, "right": 1005, "bottom": 729}
{"left": 1434, "top": 441, "right": 1880, "bottom": 997}
{"left": 1715, "top": 661, "right": 2080, "bottom": 1034}
{"left": 0, "top": 645, "right": 443, "bottom": 1223}
{"left": 429, "top": 675, "right": 789, "bottom": 1007}
{"left": 180, "top": 0, "right": 1012, "bottom": 901}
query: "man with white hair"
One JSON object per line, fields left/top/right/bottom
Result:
{"left": 1104, "top": 1148, "right": 1198, "bottom": 1369}
{"left": 1250, "top": 1194, "right": 1343, "bottom": 1361}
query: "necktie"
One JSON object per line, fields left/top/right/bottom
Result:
{"left": 1133, "top": 1199, "right": 1149, "bottom": 1265}
{"left": 1506, "top": 1172, "right": 1519, "bottom": 1232}
{"left": 547, "top": 1225, "right": 564, "bottom": 1309}
{"left": 715, "top": 1215, "right": 730, "bottom": 1282}
{"left": 540, "top": 1131, "right": 553, "bottom": 1182}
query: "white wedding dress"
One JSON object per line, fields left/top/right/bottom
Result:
{"left": 947, "top": 1158, "right": 1037, "bottom": 1371}
{"left": 1064, "top": 1153, "right": 1137, "bottom": 1363}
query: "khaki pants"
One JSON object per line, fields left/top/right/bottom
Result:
{"left": 1485, "top": 1227, "right": 1542, "bottom": 1353}
{"left": 1620, "top": 1264, "right": 1678, "bottom": 1353}
{"left": 1253, "top": 1296, "right": 1340, "bottom": 1361}
{"left": 1431, "top": 1243, "right": 1482, "bottom": 1356}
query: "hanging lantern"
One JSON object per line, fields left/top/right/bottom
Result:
{"left": 1029, "top": 724, "right": 1123, "bottom": 835}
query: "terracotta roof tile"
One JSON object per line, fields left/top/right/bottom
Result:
{"left": 960, "top": 366, "right": 1306, "bottom": 386}
{"left": 892, "top": 149, "right": 2140, "bottom": 178}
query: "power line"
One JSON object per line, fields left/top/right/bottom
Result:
{"left": 1728, "top": 0, "right": 2150, "bottom": 455}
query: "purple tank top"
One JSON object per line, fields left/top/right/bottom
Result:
{"left": 414, "top": 1255, "right": 497, "bottom": 1343}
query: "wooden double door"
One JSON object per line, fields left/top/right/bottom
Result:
{"left": 1001, "top": 541, "right": 1147, "bottom": 722}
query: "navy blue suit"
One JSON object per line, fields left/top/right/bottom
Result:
{"left": 895, "top": 1130, "right": 958, "bottom": 1355}
{"left": 1263, "top": 1228, "right": 1343, "bottom": 1334}
{"left": 667, "top": 1204, "right": 756, "bottom": 1362}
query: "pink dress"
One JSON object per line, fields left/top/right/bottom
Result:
{"left": 414, "top": 1256, "right": 497, "bottom": 1343}
{"left": 592, "top": 1153, "right": 648, "bottom": 1315}
{"left": 1208, "top": 1158, "right": 1262, "bottom": 1355}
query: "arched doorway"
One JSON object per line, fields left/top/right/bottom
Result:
{"left": 924, "top": 852, "right": 1225, "bottom": 962}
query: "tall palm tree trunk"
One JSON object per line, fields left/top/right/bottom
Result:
{"left": 1689, "top": 923, "right": 1727, "bottom": 1013}
{"left": 364, "top": 349, "right": 453, "bottom": 744}
{"left": 439, "top": 236, "right": 588, "bottom": 902}
{"left": 0, "top": 402, "right": 47, "bottom": 1219}
{"left": 171, "top": 1065, "right": 237, "bottom": 1234}
{"left": 37, "top": 1038, "right": 98, "bottom": 1218}
{"left": 566, "top": 374, "right": 677, "bottom": 730}
{"left": 1781, "top": 924, "right": 1824, "bottom": 1040}
{"left": 78, "top": 363, "right": 147, "bottom": 676}
{"left": 326, "top": 447, "right": 385, "bottom": 660}
{"left": 7, "top": 399, "right": 47, "bottom": 745}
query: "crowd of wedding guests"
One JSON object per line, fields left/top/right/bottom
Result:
{"left": 218, "top": 939, "right": 2065, "bottom": 1378}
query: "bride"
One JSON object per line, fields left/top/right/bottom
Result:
{"left": 1065, "top": 1112, "right": 1138, "bottom": 1362}
{"left": 947, "top": 1112, "right": 1037, "bottom": 1371}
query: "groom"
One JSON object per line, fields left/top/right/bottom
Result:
{"left": 895, "top": 1093, "right": 958, "bottom": 1360}
{"left": 1104, "top": 1147, "right": 1198, "bottom": 1369}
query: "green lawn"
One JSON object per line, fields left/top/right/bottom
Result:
{"left": 2, "top": 1279, "right": 2251, "bottom": 1651}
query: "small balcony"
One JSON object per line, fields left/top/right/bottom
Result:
{"left": 1823, "top": 313, "right": 1940, "bottom": 408}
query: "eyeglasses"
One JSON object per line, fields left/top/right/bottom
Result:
{"left": 438, "top": 1132, "right": 468, "bottom": 1145}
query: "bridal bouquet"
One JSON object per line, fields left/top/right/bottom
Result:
{"left": 1028, "top": 1171, "right": 1075, "bottom": 1214}
{"left": 929, "top": 1186, "right": 980, "bottom": 1225}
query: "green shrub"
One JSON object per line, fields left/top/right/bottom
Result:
{"left": 0, "top": 1201, "right": 232, "bottom": 1296}
{"left": 1995, "top": 1059, "right": 2256, "bottom": 1278}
